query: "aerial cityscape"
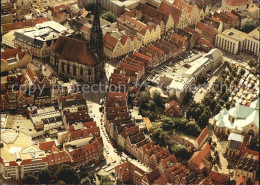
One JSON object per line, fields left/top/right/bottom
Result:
{"left": 0, "top": 0, "right": 259, "bottom": 184}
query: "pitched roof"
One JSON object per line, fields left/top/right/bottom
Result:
{"left": 209, "top": 171, "right": 230, "bottom": 184}
{"left": 46, "top": 150, "right": 71, "bottom": 165}
{"left": 188, "top": 142, "right": 211, "bottom": 169}
{"left": 158, "top": 1, "right": 182, "bottom": 23}
{"left": 173, "top": 0, "right": 194, "bottom": 15}
{"left": 144, "top": 169, "right": 161, "bottom": 184}
{"left": 224, "top": 0, "right": 247, "bottom": 6}
{"left": 228, "top": 105, "right": 255, "bottom": 119}
{"left": 136, "top": 3, "right": 169, "bottom": 24}
{"left": 52, "top": 36, "right": 96, "bottom": 66}
{"left": 152, "top": 175, "right": 169, "bottom": 185}
{"left": 39, "top": 141, "right": 56, "bottom": 151}
{"left": 104, "top": 33, "right": 118, "bottom": 51}
{"left": 196, "top": 126, "right": 208, "bottom": 145}
{"left": 236, "top": 175, "right": 247, "bottom": 185}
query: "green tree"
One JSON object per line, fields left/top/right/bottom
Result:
{"left": 198, "top": 113, "right": 209, "bottom": 128}
{"left": 162, "top": 117, "right": 174, "bottom": 130}
{"left": 100, "top": 175, "right": 113, "bottom": 185}
{"left": 186, "top": 121, "right": 200, "bottom": 136}
{"left": 85, "top": 3, "right": 95, "bottom": 13}
{"left": 38, "top": 169, "right": 51, "bottom": 184}
{"left": 171, "top": 145, "right": 191, "bottom": 160}
{"left": 146, "top": 111, "right": 157, "bottom": 121}
{"left": 23, "top": 174, "right": 38, "bottom": 184}
{"left": 153, "top": 91, "right": 164, "bottom": 108}
{"left": 183, "top": 91, "right": 193, "bottom": 105}
{"left": 57, "top": 164, "right": 80, "bottom": 184}
{"left": 101, "top": 11, "right": 117, "bottom": 23}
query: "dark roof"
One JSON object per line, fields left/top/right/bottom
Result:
{"left": 228, "top": 140, "right": 242, "bottom": 150}
{"left": 14, "top": 32, "right": 44, "bottom": 47}
{"left": 52, "top": 36, "right": 96, "bottom": 66}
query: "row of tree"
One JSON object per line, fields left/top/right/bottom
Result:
{"left": 22, "top": 164, "right": 114, "bottom": 184}
{"left": 139, "top": 91, "right": 166, "bottom": 121}
{"left": 186, "top": 62, "right": 243, "bottom": 128}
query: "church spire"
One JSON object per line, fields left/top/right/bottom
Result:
{"left": 89, "top": 0, "right": 103, "bottom": 58}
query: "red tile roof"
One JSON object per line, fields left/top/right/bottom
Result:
{"left": 1, "top": 48, "right": 21, "bottom": 59}
{"left": 1, "top": 18, "right": 49, "bottom": 34}
{"left": 196, "top": 126, "right": 208, "bottom": 146}
{"left": 209, "top": 171, "right": 230, "bottom": 184}
{"left": 165, "top": 99, "right": 180, "bottom": 117}
{"left": 188, "top": 142, "right": 211, "bottom": 170}
{"left": 136, "top": 3, "right": 169, "bottom": 25}
{"left": 173, "top": 0, "right": 193, "bottom": 15}
{"left": 158, "top": 1, "right": 182, "bottom": 23}
{"left": 20, "top": 157, "right": 47, "bottom": 165}
{"left": 240, "top": 141, "right": 259, "bottom": 160}
{"left": 104, "top": 33, "right": 118, "bottom": 51}
{"left": 39, "top": 141, "right": 56, "bottom": 151}
{"left": 152, "top": 175, "right": 169, "bottom": 185}
{"left": 159, "top": 154, "right": 177, "bottom": 170}
{"left": 236, "top": 175, "right": 247, "bottom": 185}
{"left": 154, "top": 148, "right": 171, "bottom": 163}
{"left": 52, "top": 36, "right": 96, "bottom": 66}
{"left": 46, "top": 150, "right": 70, "bottom": 165}
{"left": 120, "top": 35, "right": 128, "bottom": 45}
{"left": 143, "top": 169, "right": 161, "bottom": 184}
{"left": 58, "top": 94, "right": 85, "bottom": 103}
{"left": 224, "top": 0, "right": 247, "bottom": 6}
{"left": 121, "top": 125, "right": 139, "bottom": 138}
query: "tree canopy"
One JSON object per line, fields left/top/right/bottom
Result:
{"left": 38, "top": 169, "right": 51, "bottom": 184}
{"left": 22, "top": 174, "right": 38, "bottom": 184}
{"left": 56, "top": 164, "right": 80, "bottom": 184}
{"left": 101, "top": 11, "right": 117, "bottom": 23}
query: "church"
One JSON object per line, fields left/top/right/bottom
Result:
{"left": 50, "top": 1, "right": 104, "bottom": 83}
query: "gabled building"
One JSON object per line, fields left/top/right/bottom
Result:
{"left": 222, "top": 0, "right": 247, "bottom": 11}
{"left": 188, "top": 142, "right": 211, "bottom": 174}
{"left": 103, "top": 32, "right": 142, "bottom": 59}
{"left": 115, "top": 161, "right": 146, "bottom": 185}
{"left": 234, "top": 155, "right": 259, "bottom": 182}
{"left": 194, "top": 126, "right": 209, "bottom": 149}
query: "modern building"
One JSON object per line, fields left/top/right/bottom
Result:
{"left": 0, "top": 130, "right": 48, "bottom": 180}
{"left": 13, "top": 21, "right": 73, "bottom": 61}
{"left": 215, "top": 27, "right": 259, "bottom": 56}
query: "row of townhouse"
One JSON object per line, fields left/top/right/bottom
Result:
{"left": 0, "top": 65, "right": 57, "bottom": 112}
{"left": 103, "top": 32, "right": 142, "bottom": 59}
{"left": 105, "top": 69, "right": 198, "bottom": 184}
{"left": 117, "top": 9, "right": 161, "bottom": 45}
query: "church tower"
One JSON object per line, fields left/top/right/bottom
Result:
{"left": 89, "top": 0, "right": 104, "bottom": 81}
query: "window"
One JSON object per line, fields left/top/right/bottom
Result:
{"left": 62, "top": 62, "right": 65, "bottom": 73}
{"left": 73, "top": 65, "right": 76, "bottom": 76}
{"left": 88, "top": 68, "right": 92, "bottom": 76}
{"left": 67, "top": 64, "right": 70, "bottom": 74}
{"left": 80, "top": 67, "right": 83, "bottom": 76}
